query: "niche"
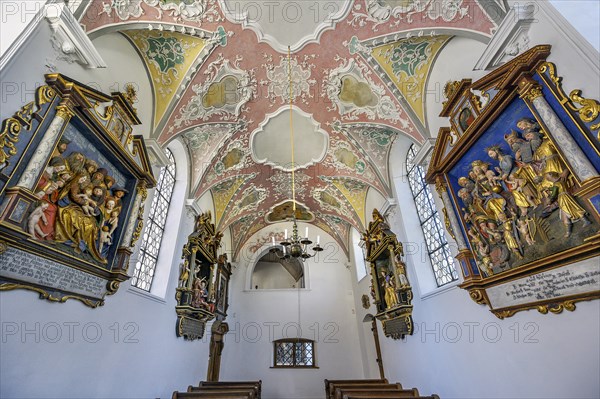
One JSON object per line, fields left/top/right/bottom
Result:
{"left": 251, "top": 249, "right": 305, "bottom": 290}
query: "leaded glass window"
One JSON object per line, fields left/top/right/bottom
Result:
{"left": 274, "top": 339, "right": 315, "bottom": 368}
{"left": 406, "top": 144, "right": 458, "bottom": 287}
{"left": 131, "top": 149, "right": 176, "bottom": 291}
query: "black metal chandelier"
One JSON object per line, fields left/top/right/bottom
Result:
{"left": 270, "top": 46, "right": 323, "bottom": 262}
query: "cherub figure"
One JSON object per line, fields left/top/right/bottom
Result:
{"left": 28, "top": 202, "right": 49, "bottom": 239}
{"left": 77, "top": 185, "right": 97, "bottom": 216}
{"left": 516, "top": 218, "right": 536, "bottom": 246}
{"left": 107, "top": 210, "right": 120, "bottom": 235}
{"left": 485, "top": 170, "right": 503, "bottom": 193}
{"left": 98, "top": 226, "right": 112, "bottom": 254}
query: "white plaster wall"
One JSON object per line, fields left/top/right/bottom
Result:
{"left": 365, "top": 187, "right": 386, "bottom": 225}
{"left": 252, "top": 260, "right": 299, "bottom": 289}
{"left": 57, "top": 32, "right": 155, "bottom": 136}
{"left": 345, "top": 8, "right": 600, "bottom": 398}
{"left": 348, "top": 228, "right": 379, "bottom": 380}
{"left": 548, "top": 0, "right": 600, "bottom": 52}
{"left": 525, "top": 0, "right": 600, "bottom": 99}
{"left": 0, "top": 182, "right": 209, "bottom": 399}
{"left": 219, "top": 223, "right": 365, "bottom": 399}
{"left": 0, "top": 17, "right": 211, "bottom": 399}
{"left": 425, "top": 37, "right": 487, "bottom": 137}
{"left": 0, "top": 0, "right": 47, "bottom": 59}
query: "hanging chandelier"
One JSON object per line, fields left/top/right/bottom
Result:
{"left": 270, "top": 46, "right": 323, "bottom": 262}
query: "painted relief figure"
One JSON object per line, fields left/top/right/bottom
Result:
{"left": 28, "top": 137, "right": 127, "bottom": 265}
{"left": 380, "top": 269, "right": 399, "bottom": 308}
{"left": 454, "top": 116, "right": 596, "bottom": 276}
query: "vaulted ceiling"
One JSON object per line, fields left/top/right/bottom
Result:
{"left": 79, "top": 0, "right": 506, "bottom": 258}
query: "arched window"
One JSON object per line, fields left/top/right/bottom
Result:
{"left": 406, "top": 144, "right": 458, "bottom": 287}
{"left": 131, "top": 149, "right": 176, "bottom": 291}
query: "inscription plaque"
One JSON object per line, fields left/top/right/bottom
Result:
{"left": 0, "top": 247, "right": 108, "bottom": 299}
{"left": 487, "top": 259, "right": 600, "bottom": 310}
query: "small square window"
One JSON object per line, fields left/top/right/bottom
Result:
{"left": 273, "top": 339, "right": 316, "bottom": 368}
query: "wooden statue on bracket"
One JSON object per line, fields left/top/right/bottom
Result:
{"left": 175, "top": 211, "right": 231, "bottom": 340}
{"left": 362, "top": 209, "right": 413, "bottom": 340}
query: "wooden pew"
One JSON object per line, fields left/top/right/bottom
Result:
{"left": 326, "top": 380, "right": 391, "bottom": 399}
{"left": 199, "top": 381, "right": 261, "bottom": 398}
{"left": 331, "top": 383, "right": 403, "bottom": 399}
{"left": 173, "top": 392, "right": 250, "bottom": 399}
{"left": 188, "top": 386, "right": 258, "bottom": 398}
{"left": 180, "top": 389, "right": 255, "bottom": 398}
{"left": 337, "top": 388, "right": 419, "bottom": 399}
{"left": 325, "top": 379, "right": 387, "bottom": 399}
{"left": 344, "top": 396, "right": 440, "bottom": 399}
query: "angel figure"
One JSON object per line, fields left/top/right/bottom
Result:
{"left": 98, "top": 226, "right": 112, "bottom": 254}
{"left": 516, "top": 218, "right": 536, "bottom": 246}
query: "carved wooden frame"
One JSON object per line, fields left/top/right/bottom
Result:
{"left": 426, "top": 45, "right": 600, "bottom": 319}
{"left": 0, "top": 74, "right": 156, "bottom": 307}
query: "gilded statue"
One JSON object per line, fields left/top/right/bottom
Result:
{"left": 380, "top": 270, "right": 399, "bottom": 308}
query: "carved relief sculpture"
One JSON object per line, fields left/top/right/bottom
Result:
{"left": 427, "top": 46, "right": 600, "bottom": 318}
{"left": 0, "top": 74, "right": 156, "bottom": 307}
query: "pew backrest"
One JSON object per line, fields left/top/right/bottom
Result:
{"left": 332, "top": 383, "right": 402, "bottom": 399}
{"left": 343, "top": 395, "right": 439, "bottom": 399}
{"left": 181, "top": 389, "right": 254, "bottom": 398}
{"left": 325, "top": 379, "right": 388, "bottom": 399}
{"left": 173, "top": 392, "right": 250, "bottom": 399}
{"left": 189, "top": 385, "right": 258, "bottom": 394}
{"left": 339, "top": 388, "right": 419, "bottom": 399}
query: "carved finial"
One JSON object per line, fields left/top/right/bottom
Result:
{"left": 444, "top": 81, "right": 462, "bottom": 101}
{"left": 123, "top": 83, "right": 138, "bottom": 105}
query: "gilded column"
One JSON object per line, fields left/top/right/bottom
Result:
{"left": 123, "top": 180, "right": 148, "bottom": 248}
{"left": 519, "top": 80, "right": 598, "bottom": 182}
{"left": 188, "top": 247, "right": 197, "bottom": 289}
{"left": 435, "top": 176, "right": 467, "bottom": 250}
{"left": 16, "top": 105, "right": 73, "bottom": 189}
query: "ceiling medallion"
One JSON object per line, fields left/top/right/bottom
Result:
{"left": 270, "top": 47, "right": 324, "bottom": 262}
{"left": 218, "top": 0, "right": 353, "bottom": 53}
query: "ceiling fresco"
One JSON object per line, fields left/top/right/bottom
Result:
{"left": 122, "top": 30, "right": 211, "bottom": 128}
{"left": 80, "top": 0, "right": 502, "bottom": 258}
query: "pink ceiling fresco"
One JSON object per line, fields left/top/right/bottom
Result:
{"left": 79, "top": 0, "right": 499, "bottom": 258}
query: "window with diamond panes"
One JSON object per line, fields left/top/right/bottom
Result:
{"left": 131, "top": 149, "right": 176, "bottom": 291}
{"left": 273, "top": 339, "right": 315, "bottom": 368}
{"left": 406, "top": 144, "right": 458, "bottom": 287}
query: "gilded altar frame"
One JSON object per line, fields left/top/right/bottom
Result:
{"left": 0, "top": 74, "right": 155, "bottom": 307}
{"left": 363, "top": 209, "right": 413, "bottom": 339}
{"left": 175, "top": 211, "right": 231, "bottom": 340}
{"left": 426, "top": 45, "right": 600, "bottom": 318}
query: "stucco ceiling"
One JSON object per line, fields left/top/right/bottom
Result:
{"left": 79, "top": 0, "right": 505, "bottom": 257}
